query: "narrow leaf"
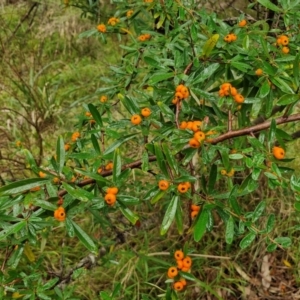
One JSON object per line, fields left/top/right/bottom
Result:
{"left": 56, "top": 136, "right": 65, "bottom": 174}
{"left": 113, "top": 149, "right": 122, "bottom": 184}
{"left": 160, "top": 195, "right": 178, "bottom": 235}
{"left": 104, "top": 133, "right": 137, "bottom": 155}
{"left": 194, "top": 209, "right": 209, "bottom": 242}
{"left": 88, "top": 103, "right": 103, "bottom": 127}
{"left": 91, "top": 134, "right": 101, "bottom": 154}
{"left": 225, "top": 216, "right": 235, "bottom": 244}
{"left": 239, "top": 232, "right": 256, "bottom": 249}
{"left": 119, "top": 206, "right": 139, "bottom": 225}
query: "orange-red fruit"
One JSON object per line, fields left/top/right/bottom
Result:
{"left": 272, "top": 146, "right": 285, "bottom": 160}
{"left": 194, "top": 131, "right": 206, "bottom": 142}
{"left": 239, "top": 19, "right": 247, "bottom": 27}
{"left": 177, "top": 183, "right": 189, "bottom": 193}
{"left": 177, "top": 259, "right": 183, "bottom": 269}
{"left": 179, "top": 278, "right": 187, "bottom": 286}
{"left": 105, "top": 162, "right": 113, "bottom": 170}
{"left": 141, "top": 107, "right": 151, "bottom": 117}
{"left": 192, "top": 121, "right": 202, "bottom": 132}
{"left": 174, "top": 250, "right": 184, "bottom": 261}
{"left": 54, "top": 206, "right": 66, "bottom": 221}
{"left": 182, "top": 256, "right": 192, "bottom": 269}
{"left": 173, "top": 281, "right": 184, "bottom": 291}
{"left": 282, "top": 46, "right": 289, "bottom": 54}
{"left": 189, "top": 138, "right": 200, "bottom": 148}
{"left": 191, "top": 210, "right": 199, "bottom": 219}
{"left": 234, "top": 94, "right": 245, "bottom": 103}
{"left": 64, "top": 144, "right": 71, "bottom": 151}
{"left": 107, "top": 187, "right": 119, "bottom": 195}
{"left": 131, "top": 114, "right": 142, "bottom": 125}
{"left": 167, "top": 266, "right": 178, "bottom": 279}
{"left": 191, "top": 204, "right": 200, "bottom": 212}
{"left": 158, "top": 180, "right": 170, "bottom": 191}
{"left": 255, "top": 68, "right": 263, "bottom": 76}
{"left": 104, "top": 193, "right": 117, "bottom": 205}
{"left": 179, "top": 121, "right": 187, "bottom": 129}
{"left": 39, "top": 171, "right": 46, "bottom": 178}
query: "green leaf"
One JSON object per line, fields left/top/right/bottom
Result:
{"left": 103, "top": 133, "right": 138, "bottom": 155}
{"left": 259, "top": 36, "right": 271, "bottom": 59}
{"left": 62, "top": 182, "right": 94, "bottom": 202}
{"left": 208, "top": 164, "right": 217, "bottom": 194}
{"left": 252, "top": 200, "right": 266, "bottom": 222}
{"left": 192, "top": 63, "right": 220, "bottom": 84}
{"left": 162, "top": 143, "right": 179, "bottom": 175}
{"left": 277, "top": 94, "right": 299, "bottom": 106}
{"left": 268, "top": 119, "right": 276, "bottom": 147}
{"left": 271, "top": 77, "right": 294, "bottom": 94}
{"left": 117, "top": 195, "right": 139, "bottom": 205}
{"left": 119, "top": 205, "right": 139, "bottom": 225}
{"left": 141, "top": 150, "right": 149, "bottom": 172}
{"left": 73, "top": 169, "right": 110, "bottom": 184}
{"left": 257, "top": 0, "right": 281, "bottom": 12}
{"left": 266, "top": 214, "right": 275, "bottom": 233}
{"left": 7, "top": 244, "right": 24, "bottom": 269}
{"left": 0, "top": 178, "right": 49, "bottom": 196}
{"left": 293, "top": 53, "right": 299, "bottom": 87}
{"left": 259, "top": 80, "right": 270, "bottom": 98}
{"left": 160, "top": 195, "right": 178, "bottom": 235}
{"left": 88, "top": 103, "right": 103, "bottom": 127}
{"left": 267, "top": 243, "right": 277, "bottom": 252}
{"left": 175, "top": 202, "right": 183, "bottom": 235}
{"left": 71, "top": 219, "right": 97, "bottom": 253}
{"left": 239, "top": 232, "right": 256, "bottom": 249}
{"left": 219, "top": 149, "right": 230, "bottom": 170}
{"left": 119, "top": 95, "right": 140, "bottom": 115}
{"left": 150, "top": 190, "right": 166, "bottom": 204}
{"left": 148, "top": 72, "right": 174, "bottom": 85}
{"left": 225, "top": 216, "right": 235, "bottom": 244}
{"left": 290, "top": 175, "right": 300, "bottom": 192}
{"left": 23, "top": 149, "right": 38, "bottom": 171}
{"left": 194, "top": 209, "right": 209, "bottom": 242}
{"left": 56, "top": 136, "right": 65, "bottom": 174}
{"left": 229, "top": 153, "right": 244, "bottom": 160}
{"left": 202, "top": 34, "right": 219, "bottom": 57}
{"left": 113, "top": 149, "right": 122, "bottom": 184}
{"left": 65, "top": 217, "right": 75, "bottom": 237}
{"left": 274, "top": 237, "right": 291, "bottom": 248}
{"left": 154, "top": 143, "right": 169, "bottom": 178}
{"left": 229, "top": 195, "right": 242, "bottom": 215}
{"left": 34, "top": 200, "right": 57, "bottom": 211}
{"left": 231, "top": 61, "right": 251, "bottom": 72}
{"left": 100, "top": 291, "right": 112, "bottom": 300}
{"left": 0, "top": 221, "right": 26, "bottom": 241}
{"left": 294, "top": 202, "right": 300, "bottom": 211}
{"left": 91, "top": 134, "right": 101, "bottom": 154}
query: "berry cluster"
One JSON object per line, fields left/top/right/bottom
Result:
{"left": 138, "top": 34, "right": 151, "bottom": 42}
{"left": 276, "top": 34, "right": 290, "bottom": 54}
{"left": 218, "top": 83, "right": 244, "bottom": 104}
{"left": 104, "top": 187, "right": 119, "bottom": 206}
{"left": 172, "top": 84, "right": 190, "bottom": 104}
{"left": 190, "top": 204, "right": 200, "bottom": 219}
{"left": 220, "top": 168, "right": 235, "bottom": 177}
{"left": 130, "top": 107, "right": 152, "bottom": 125}
{"left": 167, "top": 250, "right": 193, "bottom": 292}
{"left": 224, "top": 33, "right": 237, "bottom": 43}
{"left": 71, "top": 131, "right": 80, "bottom": 142}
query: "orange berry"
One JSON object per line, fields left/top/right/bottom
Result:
{"left": 54, "top": 206, "right": 66, "bottom": 222}
{"left": 230, "top": 87, "right": 238, "bottom": 96}
{"left": 138, "top": 34, "right": 146, "bottom": 41}
{"left": 158, "top": 180, "right": 170, "bottom": 191}
{"left": 30, "top": 186, "right": 40, "bottom": 192}
{"left": 272, "top": 146, "right": 285, "bottom": 160}
{"left": 194, "top": 131, "right": 206, "bottom": 142}
{"left": 131, "top": 114, "right": 142, "bottom": 125}
{"left": 173, "top": 281, "right": 184, "bottom": 291}
{"left": 105, "top": 162, "right": 113, "bottom": 170}
{"left": 206, "top": 130, "right": 217, "bottom": 136}
{"left": 220, "top": 169, "right": 227, "bottom": 176}
{"left": 174, "top": 250, "right": 184, "bottom": 261}
{"left": 174, "top": 91, "right": 184, "bottom": 101}
{"left": 218, "top": 89, "right": 225, "bottom": 97}
{"left": 126, "top": 10, "right": 134, "bottom": 18}
{"left": 100, "top": 95, "right": 107, "bottom": 103}
{"left": 104, "top": 193, "right": 117, "bottom": 206}
{"left": 182, "top": 256, "right": 192, "bottom": 269}
{"left": 107, "top": 187, "right": 119, "bottom": 195}
{"left": 192, "top": 121, "right": 202, "bottom": 132}
{"left": 177, "top": 259, "right": 183, "bottom": 269}
{"left": 16, "top": 141, "right": 22, "bottom": 147}
{"left": 230, "top": 33, "right": 237, "bottom": 41}
{"left": 191, "top": 204, "right": 200, "bottom": 212}
{"left": 184, "top": 182, "right": 191, "bottom": 189}
{"left": 53, "top": 177, "right": 60, "bottom": 184}
{"left": 176, "top": 84, "right": 185, "bottom": 92}
{"left": 224, "top": 34, "right": 232, "bottom": 43}
{"left": 97, "top": 167, "right": 102, "bottom": 174}
{"left": 221, "top": 83, "right": 232, "bottom": 90}
{"left": 189, "top": 138, "right": 200, "bottom": 148}
{"left": 280, "top": 35, "right": 289, "bottom": 45}
{"left": 234, "top": 94, "right": 245, "bottom": 103}
{"left": 255, "top": 68, "right": 263, "bottom": 76}
{"left": 71, "top": 131, "right": 80, "bottom": 142}
{"left": 282, "top": 46, "right": 289, "bottom": 54}
{"left": 179, "top": 121, "right": 187, "bottom": 129}
{"left": 179, "top": 278, "right": 187, "bottom": 286}
{"left": 85, "top": 112, "right": 92, "bottom": 117}
{"left": 186, "top": 121, "right": 194, "bottom": 130}
{"left": 167, "top": 266, "right": 178, "bottom": 279}
{"left": 227, "top": 168, "right": 235, "bottom": 177}
{"left": 39, "top": 171, "right": 46, "bottom": 178}
{"left": 177, "top": 183, "right": 189, "bottom": 193}
{"left": 172, "top": 98, "right": 179, "bottom": 105}
{"left": 141, "top": 108, "right": 151, "bottom": 117}
{"left": 181, "top": 266, "right": 190, "bottom": 272}
{"left": 97, "top": 24, "right": 106, "bottom": 33}
{"left": 238, "top": 19, "right": 247, "bottom": 27}
{"left": 64, "top": 144, "right": 71, "bottom": 151}
{"left": 191, "top": 210, "right": 199, "bottom": 219}
{"left": 181, "top": 86, "right": 189, "bottom": 98}
{"left": 107, "top": 17, "right": 119, "bottom": 26}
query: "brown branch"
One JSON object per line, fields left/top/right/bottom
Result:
{"left": 211, "top": 113, "right": 300, "bottom": 145}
